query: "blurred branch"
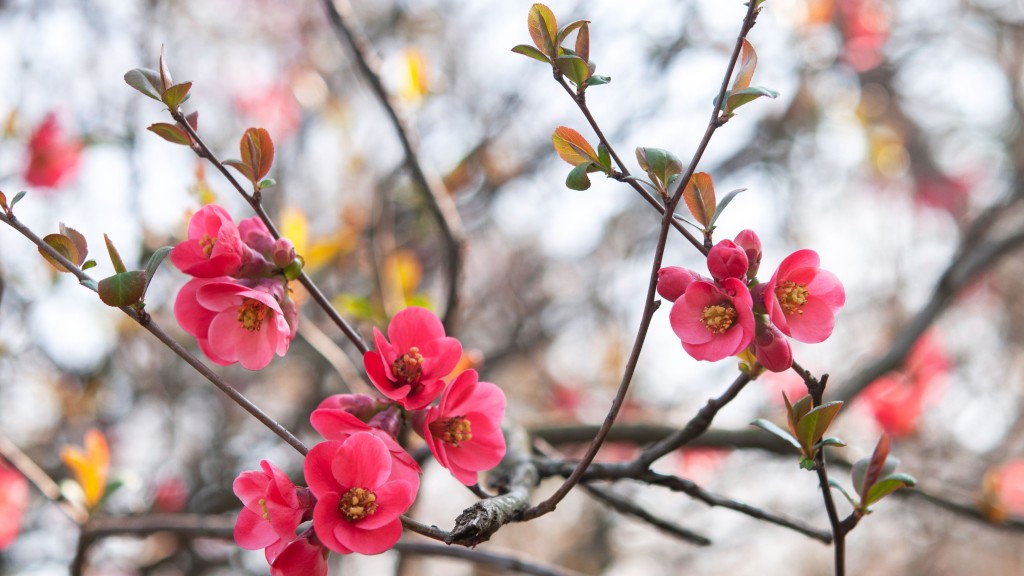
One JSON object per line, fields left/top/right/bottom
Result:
{"left": 0, "top": 434, "right": 89, "bottom": 525}
{"left": 319, "top": 0, "right": 467, "bottom": 332}
{"left": 397, "top": 542, "right": 585, "bottom": 576}
{"left": 581, "top": 480, "right": 712, "bottom": 545}
{"left": 0, "top": 211, "right": 309, "bottom": 457}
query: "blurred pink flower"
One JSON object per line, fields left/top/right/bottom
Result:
{"left": 232, "top": 460, "right": 308, "bottom": 559}
{"left": 0, "top": 462, "right": 28, "bottom": 550}
{"left": 669, "top": 278, "right": 755, "bottom": 362}
{"left": 422, "top": 369, "right": 507, "bottom": 486}
{"left": 270, "top": 530, "right": 330, "bottom": 576}
{"left": 236, "top": 84, "right": 302, "bottom": 140}
{"left": 304, "top": 433, "right": 418, "bottom": 555}
{"left": 764, "top": 249, "right": 845, "bottom": 343}
{"left": 707, "top": 239, "right": 748, "bottom": 283}
{"left": 170, "top": 205, "right": 247, "bottom": 278}
{"left": 174, "top": 278, "right": 292, "bottom": 370}
{"left": 24, "top": 113, "right": 82, "bottom": 189}
{"left": 858, "top": 333, "right": 949, "bottom": 438}
{"left": 981, "top": 460, "right": 1024, "bottom": 523}
{"left": 363, "top": 307, "right": 462, "bottom": 409}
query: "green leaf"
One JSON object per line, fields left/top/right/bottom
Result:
{"left": 726, "top": 86, "right": 780, "bottom": 115}
{"left": 224, "top": 159, "right": 254, "bottom": 182}
{"left": 635, "top": 147, "right": 682, "bottom": 193}
{"left": 556, "top": 19, "right": 589, "bottom": 47}
{"left": 750, "top": 418, "right": 801, "bottom": 450}
{"left": 258, "top": 177, "right": 276, "bottom": 190}
{"left": 527, "top": 3, "right": 558, "bottom": 57}
{"left": 104, "top": 234, "right": 127, "bottom": 275}
{"left": 554, "top": 55, "right": 590, "bottom": 86}
{"left": 147, "top": 123, "right": 191, "bottom": 146}
{"left": 512, "top": 44, "right": 550, "bottom": 63}
{"left": 566, "top": 162, "right": 593, "bottom": 190}
{"left": 709, "top": 188, "right": 747, "bottom": 228}
{"left": 98, "top": 271, "right": 147, "bottom": 307}
{"left": 11, "top": 190, "right": 26, "bottom": 208}
{"left": 796, "top": 401, "right": 843, "bottom": 453}
{"left": 80, "top": 278, "right": 98, "bottom": 291}
{"left": 39, "top": 234, "right": 81, "bottom": 273}
{"left": 597, "top": 143, "right": 611, "bottom": 172}
{"left": 863, "top": 474, "right": 916, "bottom": 507}
{"left": 585, "top": 75, "right": 611, "bottom": 87}
{"left": 829, "top": 479, "right": 860, "bottom": 508}
{"left": 799, "top": 457, "right": 816, "bottom": 470}
{"left": 161, "top": 81, "right": 192, "bottom": 111}
{"left": 82, "top": 260, "right": 97, "bottom": 271}
{"left": 143, "top": 246, "right": 172, "bottom": 293}
{"left": 123, "top": 68, "right": 164, "bottom": 101}
{"left": 814, "top": 436, "right": 847, "bottom": 450}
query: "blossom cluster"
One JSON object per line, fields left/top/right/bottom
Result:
{"left": 232, "top": 307, "right": 507, "bottom": 575}
{"left": 659, "top": 229, "right": 845, "bottom": 371}
{"left": 171, "top": 204, "right": 300, "bottom": 370}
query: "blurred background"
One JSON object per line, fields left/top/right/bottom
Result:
{"left": 1, "top": 0, "right": 1024, "bottom": 573}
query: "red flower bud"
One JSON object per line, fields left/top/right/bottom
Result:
{"left": 657, "top": 266, "right": 702, "bottom": 302}
{"left": 707, "top": 240, "right": 749, "bottom": 282}
{"left": 754, "top": 321, "right": 792, "bottom": 372}
{"left": 734, "top": 229, "right": 762, "bottom": 278}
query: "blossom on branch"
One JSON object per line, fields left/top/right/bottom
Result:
{"left": 363, "top": 306, "right": 462, "bottom": 410}
{"left": 233, "top": 460, "right": 309, "bottom": 560}
{"left": 421, "top": 369, "right": 507, "bottom": 486}
{"left": 669, "top": 278, "right": 755, "bottom": 362}
{"left": 170, "top": 204, "right": 249, "bottom": 278}
{"left": 304, "top": 433, "right": 418, "bottom": 555}
{"left": 310, "top": 404, "right": 421, "bottom": 488}
{"left": 763, "top": 249, "right": 845, "bottom": 343}
{"left": 270, "top": 529, "right": 330, "bottom": 576}
{"left": 24, "top": 112, "right": 82, "bottom": 189}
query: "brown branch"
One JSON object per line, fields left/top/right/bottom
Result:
{"left": 581, "top": 482, "right": 712, "bottom": 545}
{"left": 0, "top": 435, "right": 89, "bottom": 525}
{"left": 397, "top": 542, "right": 586, "bottom": 576}
{"left": 318, "top": 0, "right": 467, "bottom": 332}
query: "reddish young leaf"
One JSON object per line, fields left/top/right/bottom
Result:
{"left": 147, "top": 123, "right": 191, "bottom": 146}
{"left": 104, "top": 233, "right": 127, "bottom": 275}
{"left": 239, "top": 127, "right": 275, "bottom": 184}
{"left": 158, "top": 46, "right": 173, "bottom": 92}
{"left": 38, "top": 233, "right": 81, "bottom": 273}
{"left": 98, "top": 271, "right": 147, "bottom": 307}
{"left": 861, "top": 433, "right": 891, "bottom": 496}
{"left": 683, "top": 172, "right": 717, "bottom": 228}
{"left": 59, "top": 223, "right": 88, "bottom": 263}
{"left": 552, "top": 126, "right": 598, "bottom": 167}
{"left": 575, "top": 22, "right": 590, "bottom": 62}
{"left": 732, "top": 39, "right": 757, "bottom": 93}
{"left": 161, "top": 81, "right": 192, "bottom": 111}
{"left": 528, "top": 3, "right": 558, "bottom": 57}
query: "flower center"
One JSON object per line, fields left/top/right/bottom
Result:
{"left": 339, "top": 487, "right": 378, "bottom": 522}
{"left": 237, "top": 298, "right": 270, "bottom": 332}
{"left": 258, "top": 497, "right": 269, "bottom": 520}
{"left": 776, "top": 281, "right": 809, "bottom": 315}
{"left": 391, "top": 347, "right": 424, "bottom": 384}
{"left": 199, "top": 233, "right": 215, "bottom": 257}
{"left": 701, "top": 303, "right": 737, "bottom": 334}
{"left": 432, "top": 416, "right": 473, "bottom": 447}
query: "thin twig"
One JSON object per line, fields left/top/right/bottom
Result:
{"left": 318, "top": 0, "right": 467, "bottom": 332}
{"left": 581, "top": 482, "right": 712, "bottom": 545}
{"left": 519, "top": 0, "right": 763, "bottom": 522}
{"left": 396, "top": 541, "right": 586, "bottom": 576}
{"left": 0, "top": 435, "right": 89, "bottom": 525}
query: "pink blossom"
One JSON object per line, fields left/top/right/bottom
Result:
{"left": 753, "top": 320, "right": 793, "bottom": 372}
{"left": 734, "top": 229, "right": 762, "bottom": 278}
{"left": 764, "top": 249, "right": 845, "bottom": 343}
{"left": 170, "top": 205, "right": 247, "bottom": 278}
{"left": 858, "top": 333, "right": 949, "bottom": 438}
{"left": 669, "top": 278, "right": 755, "bottom": 362}
{"left": 0, "top": 462, "right": 28, "bottom": 550}
{"left": 364, "top": 307, "right": 462, "bottom": 410}
{"left": 983, "top": 460, "right": 1024, "bottom": 521}
{"left": 421, "top": 369, "right": 507, "bottom": 486}
{"left": 656, "top": 267, "right": 705, "bottom": 302}
{"left": 232, "top": 460, "right": 308, "bottom": 555}
{"left": 310, "top": 407, "right": 420, "bottom": 488}
{"left": 174, "top": 278, "right": 292, "bottom": 370}
{"left": 707, "top": 240, "right": 749, "bottom": 282}
{"left": 24, "top": 113, "right": 82, "bottom": 189}
{"left": 304, "top": 433, "right": 418, "bottom": 555}
{"left": 270, "top": 530, "right": 330, "bottom": 576}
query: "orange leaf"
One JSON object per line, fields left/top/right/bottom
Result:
{"left": 552, "top": 126, "right": 598, "bottom": 167}
{"left": 528, "top": 3, "right": 558, "bottom": 56}
{"left": 239, "top": 127, "right": 275, "bottom": 184}
{"left": 683, "top": 172, "right": 717, "bottom": 228}
{"left": 732, "top": 39, "right": 757, "bottom": 92}
{"left": 61, "top": 429, "right": 110, "bottom": 509}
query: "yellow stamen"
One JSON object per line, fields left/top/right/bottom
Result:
{"left": 237, "top": 298, "right": 270, "bottom": 332}
{"left": 776, "top": 281, "right": 809, "bottom": 315}
{"left": 199, "top": 233, "right": 215, "bottom": 256}
{"left": 339, "top": 487, "right": 378, "bottom": 522}
{"left": 392, "top": 346, "right": 424, "bottom": 384}
{"left": 702, "top": 303, "right": 737, "bottom": 334}
{"left": 433, "top": 416, "right": 473, "bottom": 447}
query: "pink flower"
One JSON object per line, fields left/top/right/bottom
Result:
{"left": 0, "top": 462, "right": 29, "bottom": 550}
{"left": 233, "top": 460, "right": 309, "bottom": 558}
{"left": 753, "top": 320, "right": 792, "bottom": 372}
{"left": 170, "top": 205, "right": 248, "bottom": 278}
{"left": 304, "top": 433, "right": 418, "bottom": 555}
{"left": 174, "top": 278, "right": 293, "bottom": 370}
{"left": 707, "top": 240, "right": 748, "bottom": 282}
{"left": 310, "top": 407, "right": 420, "bottom": 488}
{"left": 364, "top": 307, "right": 462, "bottom": 410}
{"left": 270, "top": 530, "right": 330, "bottom": 576}
{"left": 734, "top": 229, "right": 762, "bottom": 278}
{"left": 858, "top": 333, "right": 949, "bottom": 438}
{"left": 421, "top": 369, "right": 507, "bottom": 486}
{"left": 669, "top": 278, "right": 755, "bottom": 362}
{"left": 24, "top": 113, "right": 82, "bottom": 189}
{"left": 764, "top": 249, "right": 846, "bottom": 343}
{"left": 657, "top": 267, "right": 705, "bottom": 302}
{"left": 317, "top": 394, "right": 382, "bottom": 422}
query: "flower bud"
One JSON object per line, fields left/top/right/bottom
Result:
{"left": 754, "top": 320, "right": 792, "bottom": 372}
{"left": 368, "top": 406, "right": 402, "bottom": 440}
{"left": 273, "top": 238, "right": 297, "bottom": 269}
{"left": 316, "top": 393, "right": 380, "bottom": 422}
{"left": 657, "top": 267, "right": 702, "bottom": 302}
{"left": 707, "top": 240, "right": 749, "bottom": 282}
{"left": 734, "top": 229, "right": 762, "bottom": 278}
